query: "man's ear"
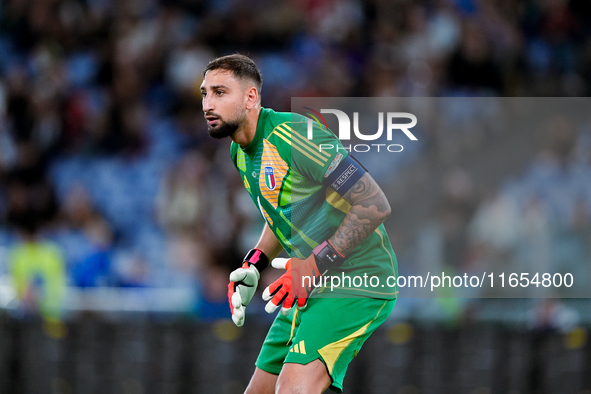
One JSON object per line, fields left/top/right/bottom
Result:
{"left": 245, "top": 86, "right": 259, "bottom": 110}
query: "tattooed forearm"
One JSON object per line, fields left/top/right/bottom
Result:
{"left": 329, "top": 173, "right": 391, "bottom": 256}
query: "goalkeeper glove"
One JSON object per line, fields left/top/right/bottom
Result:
{"left": 262, "top": 240, "right": 345, "bottom": 316}
{"left": 228, "top": 248, "right": 268, "bottom": 327}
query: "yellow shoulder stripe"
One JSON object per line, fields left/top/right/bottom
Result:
{"left": 270, "top": 128, "right": 291, "bottom": 145}
{"left": 283, "top": 122, "right": 331, "bottom": 158}
{"left": 276, "top": 124, "right": 330, "bottom": 162}
{"left": 270, "top": 127, "right": 324, "bottom": 166}
{"left": 279, "top": 123, "right": 331, "bottom": 158}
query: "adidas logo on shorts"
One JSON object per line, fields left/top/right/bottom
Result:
{"left": 289, "top": 340, "right": 306, "bottom": 354}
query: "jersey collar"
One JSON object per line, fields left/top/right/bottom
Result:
{"left": 242, "top": 107, "right": 269, "bottom": 157}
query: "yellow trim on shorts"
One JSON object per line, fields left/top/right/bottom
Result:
{"left": 317, "top": 300, "right": 389, "bottom": 375}
{"left": 286, "top": 309, "right": 299, "bottom": 345}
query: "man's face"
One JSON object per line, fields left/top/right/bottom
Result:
{"left": 200, "top": 69, "right": 248, "bottom": 139}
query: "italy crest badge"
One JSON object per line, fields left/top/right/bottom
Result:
{"left": 264, "top": 166, "right": 276, "bottom": 190}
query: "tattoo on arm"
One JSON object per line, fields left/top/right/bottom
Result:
{"left": 329, "top": 173, "right": 391, "bottom": 256}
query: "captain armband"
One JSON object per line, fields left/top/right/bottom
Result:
{"left": 323, "top": 154, "right": 367, "bottom": 196}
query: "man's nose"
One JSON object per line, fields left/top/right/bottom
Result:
{"left": 202, "top": 95, "right": 212, "bottom": 112}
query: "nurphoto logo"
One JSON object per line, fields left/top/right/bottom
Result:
{"left": 303, "top": 107, "right": 418, "bottom": 153}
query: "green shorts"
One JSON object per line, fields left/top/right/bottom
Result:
{"left": 255, "top": 296, "right": 396, "bottom": 393}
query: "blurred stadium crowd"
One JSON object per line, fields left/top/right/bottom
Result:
{"left": 0, "top": 0, "right": 590, "bottom": 321}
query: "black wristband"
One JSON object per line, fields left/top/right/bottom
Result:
{"left": 313, "top": 240, "right": 346, "bottom": 272}
{"left": 243, "top": 248, "right": 269, "bottom": 272}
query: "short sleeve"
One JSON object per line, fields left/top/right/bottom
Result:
{"left": 289, "top": 117, "right": 348, "bottom": 184}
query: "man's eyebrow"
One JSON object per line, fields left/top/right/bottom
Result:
{"left": 209, "top": 85, "right": 229, "bottom": 90}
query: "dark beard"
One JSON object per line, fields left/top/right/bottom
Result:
{"left": 207, "top": 119, "right": 240, "bottom": 139}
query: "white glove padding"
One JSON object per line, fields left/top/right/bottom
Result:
{"left": 228, "top": 264, "right": 260, "bottom": 327}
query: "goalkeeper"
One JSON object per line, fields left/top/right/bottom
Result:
{"left": 201, "top": 54, "right": 398, "bottom": 394}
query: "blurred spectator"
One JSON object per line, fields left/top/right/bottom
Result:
{"left": 114, "top": 251, "right": 151, "bottom": 288}
{"left": 528, "top": 298, "right": 579, "bottom": 333}
{"left": 518, "top": 195, "right": 551, "bottom": 274}
{"left": 194, "top": 264, "right": 231, "bottom": 322}
{"left": 527, "top": 298, "right": 580, "bottom": 393}
{"left": 4, "top": 141, "right": 58, "bottom": 235}
{"left": 468, "top": 188, "right": 522, "bottom": 255}
{"left": 446, "top": 20, "right": 503, "bottom": 94}
{"left": 58, "top": 184, "right": 113, "bottom": 287}
{"left": 157, "top": 149, "right": 210, "bottom": 236}
{"left": 437, "top": 168, "right": 477, "bottom": 269}
{"left": 9, "top": 226, "right": 66, "bottom": 321}
{"left": 542, "top": 114, "right": 577, "bottom": 165}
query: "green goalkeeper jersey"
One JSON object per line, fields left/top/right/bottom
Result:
{"left": 231, "top": 107, "right": 398, "bottom": 299}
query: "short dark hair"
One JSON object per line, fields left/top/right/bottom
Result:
{"left": 203, "top": 54, "right": 263, "bottom": 91}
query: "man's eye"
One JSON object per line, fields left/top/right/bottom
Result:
{"left": 216, "top": 90, "right": 224, "bottom": 96}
